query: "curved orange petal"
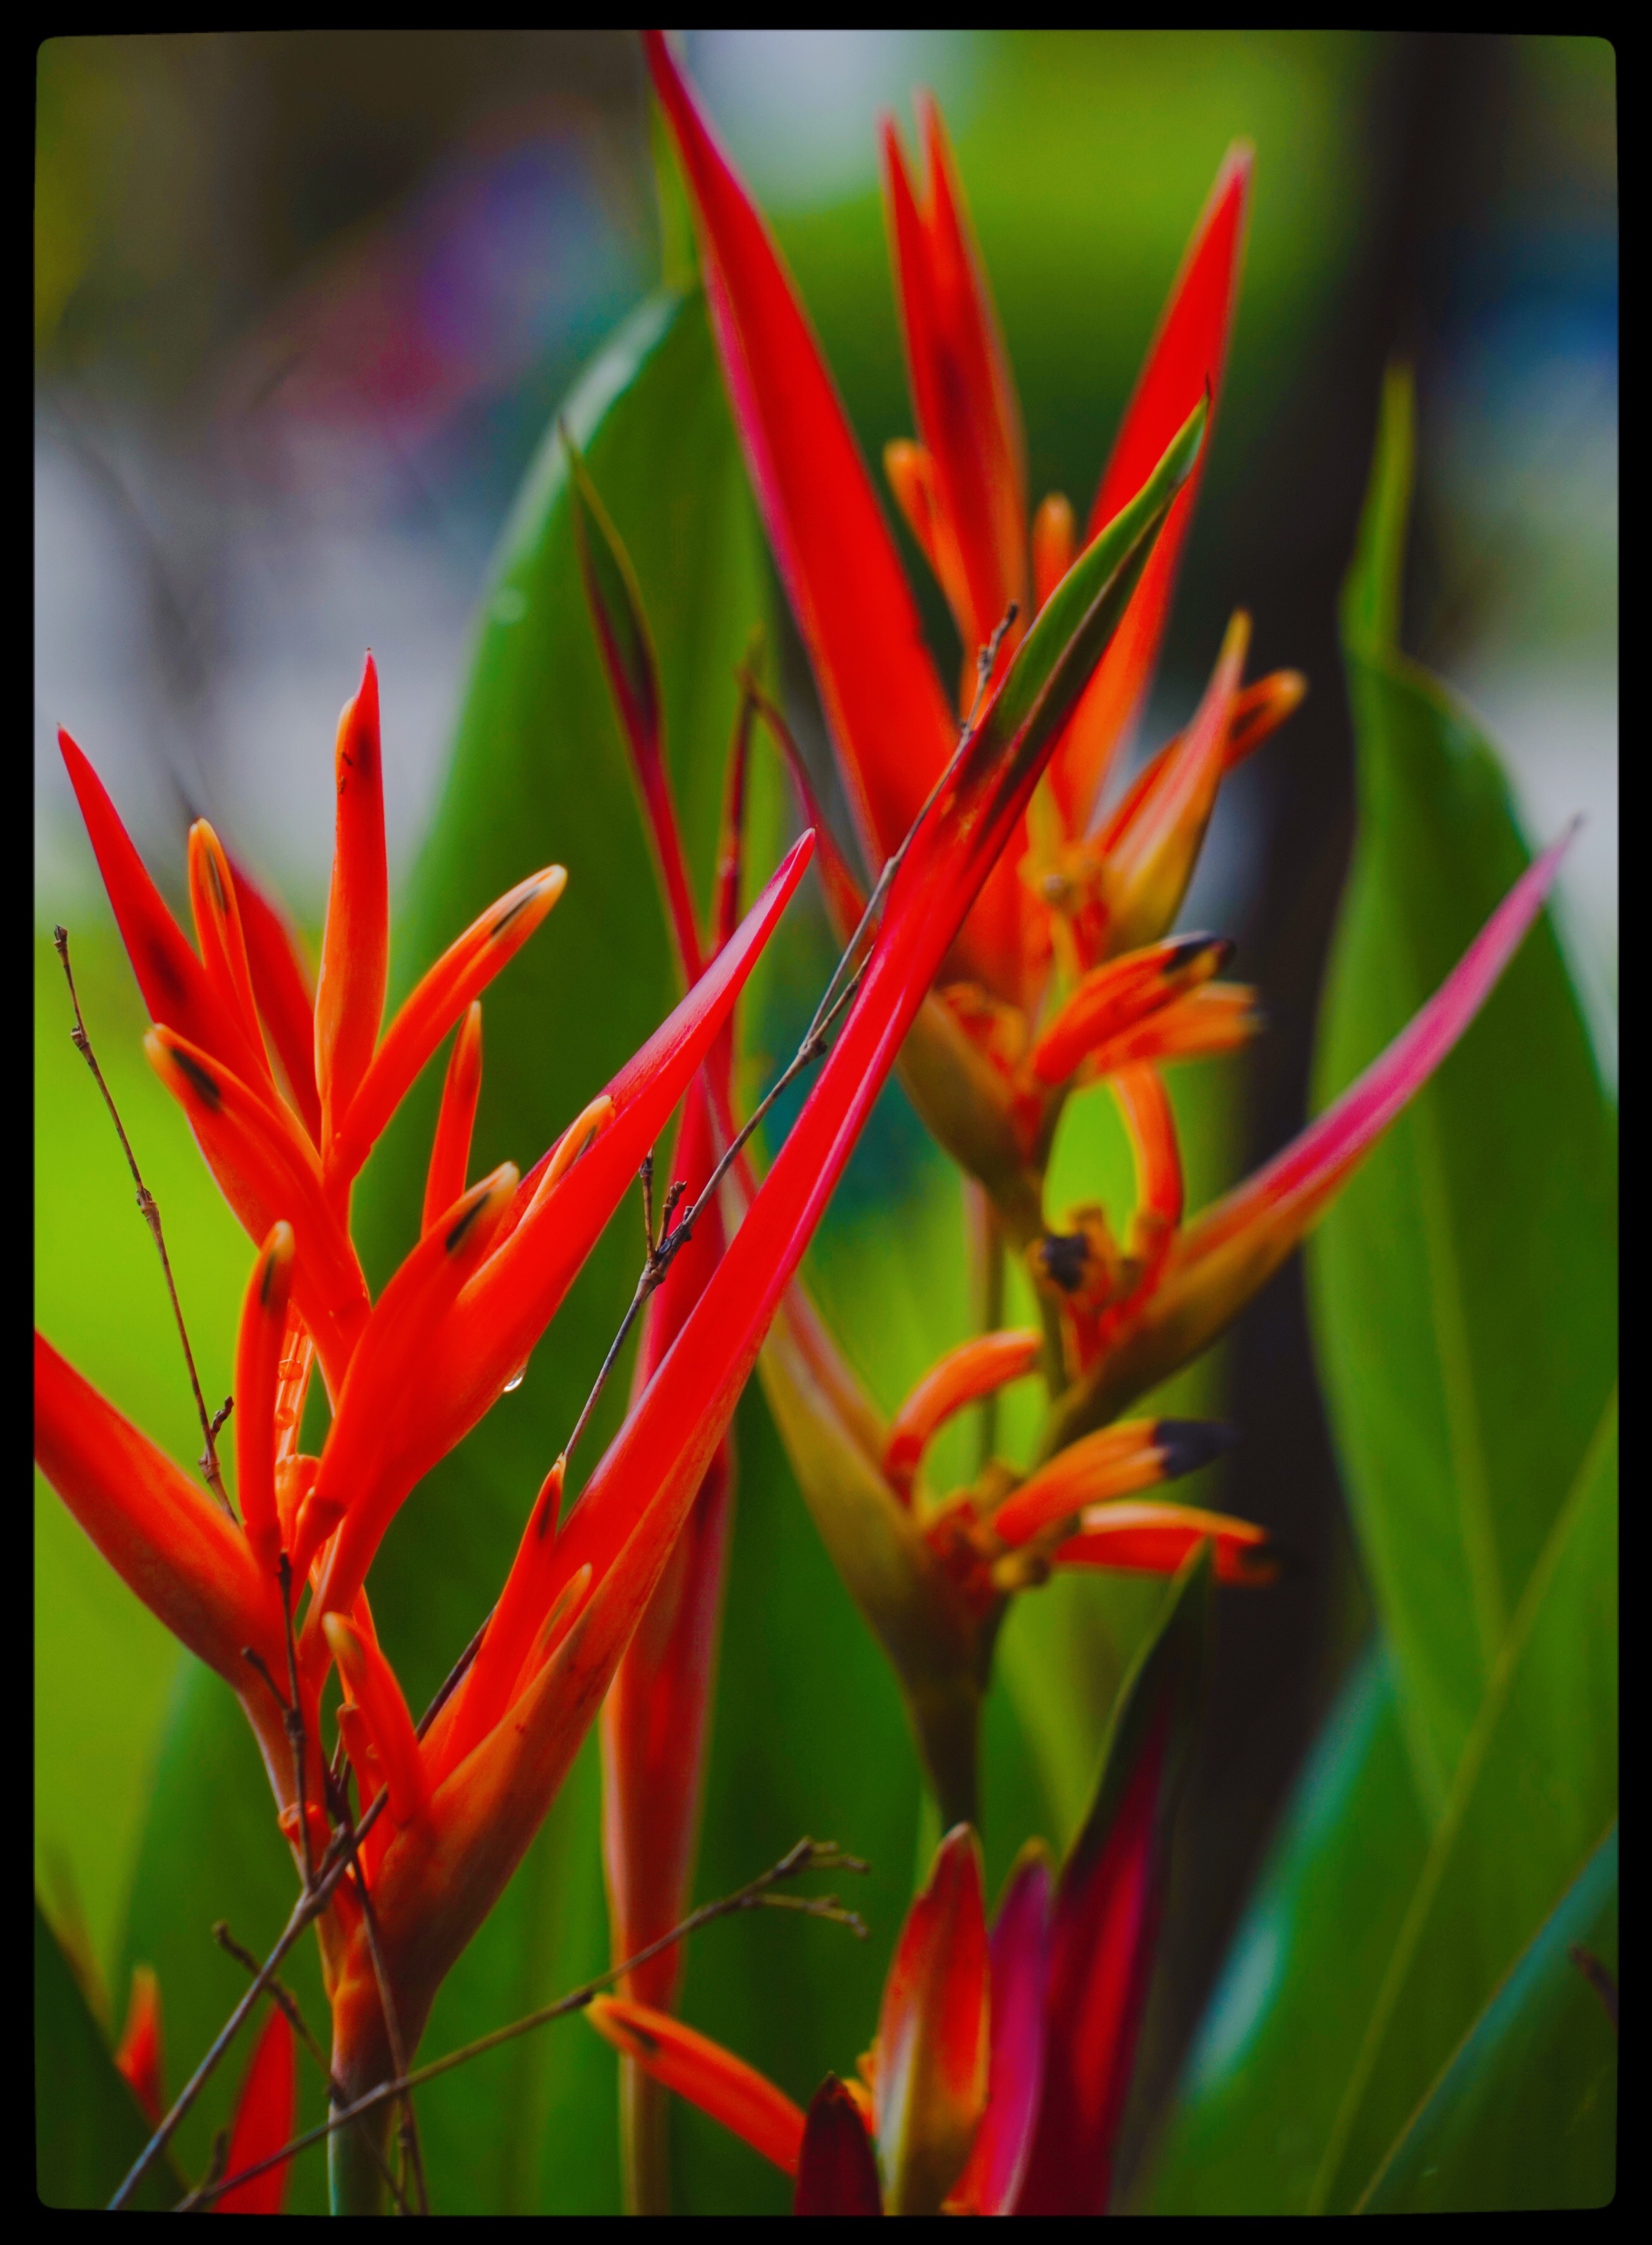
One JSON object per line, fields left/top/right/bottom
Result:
{"left": 187, "top": 822, "right": 267, "bottom": 1086}
{"left": 233, "top": 1223, "right": 296, "bottom": 1576}
{"left": 421, "top": 1002, "right": 484, "bottom": 1234}
{"left": 329, "top": 866, "right": 564, "bottom": 1184}
{"left": 992, "top": 1420, "right": 1235, "bottom": 1549}
{"left": 948, "top": 1842, "right": 1050, "bottom": 2216}
{"left": 314, "top": 653, "right": 388, "bottom": 1144}
{"left": 144, "top": 1027, "right": 369, "bottom": 1395}
{"left": 1055, "top": 1498, "right": 1276, "bottom": 1584}
{"left": 1029, "top": 933, "right": 1231, "bottom": 1088}
{"left": 883, "top": 1329, "right": 1042, "bottom": 1500}
{"left": 586, "top": 1997, "right": 805, "bottom": 2175}
{"left": 322, "top": 1613, "right": 428, "bottom": 1827}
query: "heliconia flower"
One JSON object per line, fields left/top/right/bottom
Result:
{"left": 587, "top": 1544, "right": 1213, "bottom": 2216}
{"left": 215, "top": 2004, "right": 297, "bottom": 2216}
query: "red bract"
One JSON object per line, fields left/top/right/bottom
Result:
{"left": 588, "top": 1547, "right": 1213, "bottom": 2215}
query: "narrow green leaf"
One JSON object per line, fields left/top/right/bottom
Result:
{"left": 1359, "top": 1825, "right": 1616, "bottom": 2213}
{"left": 1339, "top": 362, "right": 1413, "bottom": 656}
{"left": 1310, "top": 1388, "right": 1617, "bottom": 2209}
{"left": 1309, "top": 373, "right": 1618, "bottom": 1810}
{"left": 35, "top": 1899, "right": 186, "bottom": 2210}
{"left": 1140, "top": 1642, "right": 1430, "bottom": 2213}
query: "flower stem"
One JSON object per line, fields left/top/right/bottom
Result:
{"left": 620, "top": 2058, "right": 673, "bottom": 2215}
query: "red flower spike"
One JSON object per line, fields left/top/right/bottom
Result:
{"left": 883, "top": 1328, "right": 1042, "bottom": 1502}
{"left": 874, "top": 1823, "right": 990, "bottom": 2215}
{"left": 712, "top": 679, "right": 758, "bottom": 955}
{"left": 115, "top": 1965, "right": 165, "bottom": 2126}
{"left": 1052, "top": 145, "right": 1252, "bottom": 833}
{"left": 322, "top": 1613, "right": 428, "bottom": 1828}
{"left": 291, "top": 1165, "right": 519, "bottom": 1589}
{"left": 57, "top": 729, "right": 266, "bottom": 1092}
{"left": 1083, "top": 981, "right": 1260, "bottom": 1079}
{"left": 642, "top": 33, "right": 964, "bottom": 926}
{"left": 1018, "top": 1544, "right": 1213, "bottom": 2214}
{"left": 568, "top": 444, "right": 704, "bottom": 987}
{"left": 224, "top": 851, "right": 322, "bottom": 1145}
{"left": 328, "top": 865, "right": 565, "bottom": 1184}
{"left": 187, "top": 822, "right": 268, "bottom": 1084}
{"left": 216, "top": 2003, "right": 296, "bottom": 2215}
{"left": 234, "top": 1222, "right": 297, "bottom": 1576}
{"left": 794, "top": 2075, "right": 884, "bottom": 2215}
{"left": 585, "top": 1997, "right": 806, "bottom": 2176}
{"left": 948, "top": 1843, "right": 1051, "bottom": 2217}
{"left": 428, "top": 1458, "right": 568, "bottom": 1782}
{"left": 1029, "top": 932, "right": 1232, "bottom": 1089}
{"left": 882, "top": 96, "right": 1029, "bottom": 675}
{"left": 143, "top": 1027, "right": 369, "bottom": 1396}
{"left": 34, "top": 1331, "right": 287, "bottom": 1696}
{"left": 1052, "top": 828, "right": 1576, "bottom": 1445}
{"left": 517, "top": 1094, "right": 616, "bottom": 1228}
{"left": 1056, "top": 1498, "right": 1277, "bottom": 1584}
{"left": 993, "top": 1418, "right": 1235, "bottom": 1549}
{"left": 422, "top": 1001, "right": 484, "bottom": 1234}
{"left": 1112, "top": 1059, "right": 1185, "bottom": 1258}
{"left": 1101, "top": 609, "right": 1250, "bottom": 958}
{"left": 602, "top": 1075, "right": 733, "bottom": 2014}
{"left": 314, "top": 653, "right": 388, "bottom": 1144}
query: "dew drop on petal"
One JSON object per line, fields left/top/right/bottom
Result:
{"left": 502, "top": 1364, "right": 528, "bottom": 1394}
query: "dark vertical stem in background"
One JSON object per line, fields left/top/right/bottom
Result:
{"left": 1118, "top": 34, "right": 1520, "bottom": 2199}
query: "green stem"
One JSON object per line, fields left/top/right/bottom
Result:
{"left": 620, "top": 2056, "right": 673, "bottom": 2214}
{"left": 327, "top": 2100, "right": 393, "bottom": 2216}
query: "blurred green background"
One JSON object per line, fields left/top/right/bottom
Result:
{"left": 35, "top": 32, "right": 1615, "bottom": 2211}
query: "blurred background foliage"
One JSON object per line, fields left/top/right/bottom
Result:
{"left": 36, "top": 33, "right": 1615, "bottom": 2213}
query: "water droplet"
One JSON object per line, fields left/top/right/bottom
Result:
{"left": 502, "top": 1363, "right": 528, "bottom": 1394}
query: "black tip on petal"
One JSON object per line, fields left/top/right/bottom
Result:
{"left": 1155, "top": 1418, "right": 1241, "bottom": 1478}
{"left": 1169, "top": 930, "right": 1231, "bottom": 974}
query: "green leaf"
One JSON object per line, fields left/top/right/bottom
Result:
{"left": 1309, "top": 367, "right": 1618, "bottom": 1811}
{"left": 1359, "top": 1825, "right": 1616, "bottom": 2213}
{"left": 1139, "top": 1642, "right": 1430, "bottom": 2212}
{"left": 1310, "top": 1387, "right": 1616, "bottom": 2209}
{"left": 35, "top": 1898, "right": 186, "bottom": 2210}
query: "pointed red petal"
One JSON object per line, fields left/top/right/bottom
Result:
{"left": 57, "top": 729, "right": 263, "bottom": 1085}
{"left": 328, "top": 866, "right": 564, "bottom": 1183}
{"left": 794, "top": 2076, "right": 883, "bottom": 2214}
{"left": 216, "top": 2004, "right": 296, "bottom": 2214}
{"left": 422, "top": 1002, "right": 484, "bottom": 1233}
{"left": 882, "top": 99, "right": 1028, "bottom": 667}
{"left": 644, "top": 33, "right": 959, "bottom": 883}
{"left": 187, "top": 822, "right": 268, "bottom": 1085}
{"left": 115, "top": 1966, "right": 165, "bottom": 2126}
{"left": 224, "top": 851, "right": 321, "bottom": 1145}
{"left": 233, "top": 1223, "right": 296, "bottom": 1576}
{"left": 949, "top": 1843, "right": 1051, "bottom": 2216}
{"left": 322, "top": 1613, "right": 428, "bottom": 1826}
{"left": 1016, "top": 1550, "right": 1212, "bottom": 2214}
{"left": 144, "top": 1027, "right": 369, "bottom": 1395}
{"left": 992, "top": 1419, "right": 1234, "bottom": 1549}
{"left": 1052, "top": 145, "right": 1252, "bottom": 831}
{"left": 586, "top": 1997, "right": 805, "bottom": 2175}
{"left": 34, "top": 1331, "right": 285, "bottom": 1688}
{"left": 1029, "top": 933, "right": 1231, "bottom": 1088}
{"left": 875, "top": 1824, "right": 990, "bottom": 2214}
{"left": 314, "top": 654, "right": 388, "bottom": 1143}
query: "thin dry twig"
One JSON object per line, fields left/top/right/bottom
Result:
{"left": 54, "top": 923, "right": 235, "bottom": 1513}
{"left": 179, "top": 1839, "right": 870, "bottom": 2211}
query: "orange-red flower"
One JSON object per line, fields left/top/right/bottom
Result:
{"left": 588, "top": 1545, "right": 1214, "bottom": 2215}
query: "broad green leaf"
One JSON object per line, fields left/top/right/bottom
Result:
{"left": 1309, "top": 369, "right": 1618, "bottom": 1811}
{"left": 1310, "top": 1388, "right": 1617, "bottom": 2209}
{"left": 34, "top": 1900, "right": 186, "bottom": 2209}
{"left": 1139, "top": 1641, "right": 1430, "bottom": 2212}
{"left": 1360, "top": 1825, "right": 1616, "bottom": 2213}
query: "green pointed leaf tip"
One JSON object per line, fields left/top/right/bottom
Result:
{"left": 1359, "top": 1826, "right": 1616, "bottom": 2213}
{"left": 975, "top": 395, "right": 1208, "bottom": 782}
{"left": 566, "top": 434, "right": 662, "bottom": 752}
{"left": 1341, "top": 361, "right": 1414, "bottom": 655}
{"left": 35, "top": 1902, "right": 186, "bottom": 2210}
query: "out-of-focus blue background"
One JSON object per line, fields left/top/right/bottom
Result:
{"left": 34, "top": 31, "right": 1615, "bottom": 2195}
